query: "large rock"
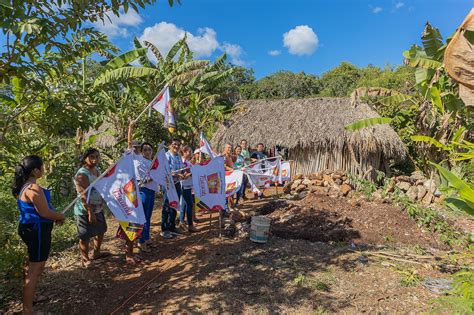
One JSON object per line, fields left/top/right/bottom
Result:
{"left": 410, "top": 171, "right": 426, "bottom": 181}
{"left": 340, "top": 183, "right": 352, "bottom": 196}
{"left": 294, "top": 174, "right": 304, "bottom": 180}
{"left": 416, "top": 186, "right": 427, "bottom": 200}
{"left": 291, "top": 179, "right": 302, "bottom": 190}
{"left": 323, "top": 174, "right": 332, "bottom": 183}
{"left": 334, "top": 178, "right": 343, "bottom": 185}
{"left": 312, "top": 179, "right": 323, "bottom": 186}
{"left": 422, "top": 192, "right": 434, "bottom": 205}
{"left": 423, "top": 179, "right": 437, "bottom": 193}
{"left": 302, "top": 178, "right": 312, "bottom": 186}
{"left": 406, "top": 186, "right": 419, "bottom": 201}
{"left": 313, "top": 172, "right": 323, "bottom": 180}
{"left": 396, "top": 181, "right": 411, "bottom": 192}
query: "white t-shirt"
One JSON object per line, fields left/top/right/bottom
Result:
{"left": 133, "top": 154, "right": 159, "bottom": 191}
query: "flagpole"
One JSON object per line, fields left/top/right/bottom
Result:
{"left": 60, "top": 159, "right": 122, "bottom": 214}
{"left": 134, "top": 84, "right": 169, "bottom": 123}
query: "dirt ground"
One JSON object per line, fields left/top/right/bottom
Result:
{"left": 3, "top": 190, "right": 472, "bottom": 314}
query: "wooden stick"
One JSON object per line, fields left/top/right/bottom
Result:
{"left": 134, "top": 84, "right": 169, "bottom": 123}
{"left": 60, "top": 160, "right": 120, "bottom": 214}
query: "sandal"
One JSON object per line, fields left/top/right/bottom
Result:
{"left": 80, "top": 259, "right": 95, "bottom": 269}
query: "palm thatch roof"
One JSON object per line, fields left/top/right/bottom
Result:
{"left": 211, "top": 98, "right": 407, "bottom": 160}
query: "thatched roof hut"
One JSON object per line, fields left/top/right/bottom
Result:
{"left": 211, "top": 98, "right": 407, "bottom": 178}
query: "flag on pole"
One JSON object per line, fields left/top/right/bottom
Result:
{"left": 150, "top": 86, "right": 176, "bottom": 133}
{"left": 199, "top": 132, "right": 217, "bottom": 159}
{"left": 147, "top": 147, "right": 180, "bottom": 209}
{"left": 89, "top": 153, "right": 146, "bottom": 224}
{"left": 192, "top": 157, "right": 226, "bottom": 212}
{"left": 225, "top": 170, "right": 243, "bottom": 197}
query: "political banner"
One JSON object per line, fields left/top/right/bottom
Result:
{"left": 199, "top": 132, "right": 218, "bottom": 159}
{"left": 116, "top": 221, "right": 143, "bottom": 242}
{"left": 225, "top": 170, "right": 243, "bottom": 197}
{"left": 148, "top": 148, "right": 180, "bottom": 209}
{"left": 89, "top": 153, "right": 146, "bottom": 224}
{"left": 151, "top": 86, "right": 176, "bottom": 132}
{"left": 192, "top": 157, "right": 226, "bottom": 212}
{"left": 280, "top": 161, "right": 291, "bottom": 182}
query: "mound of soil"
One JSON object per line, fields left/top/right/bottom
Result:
{"left": 258, "top": 193, "right": 448, "bottom": 249}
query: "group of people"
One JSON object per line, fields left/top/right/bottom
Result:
{"left": 12, "top": 119, "right": 272, "bottom": 313}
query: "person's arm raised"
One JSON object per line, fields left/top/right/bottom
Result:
{"left": 27, "top": 184, "right": 65, "bottom": 222}
{"left": 127, "top": 119, "right": 136, "bottom": 150}
{"left": 75, "top": 173, "right": 97, "bottom": 225}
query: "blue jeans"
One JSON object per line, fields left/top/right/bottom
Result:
{"left": 162, "top": 182, "right": 181, "bottom": 232}
{"left": 180, "top": 187, "right": 194, "bottom": 226}
{"left": 139, "top": 187, "right": 155, "bottom": 244}
{"left": 236, "top": 174, "right": 248, "bottom": 202}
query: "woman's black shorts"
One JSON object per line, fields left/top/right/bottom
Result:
{"left": 75, "top": 212, "right": 107, "bottom": 240}
{"left": 18, "top": 222, "right": 54, "bottom": 263}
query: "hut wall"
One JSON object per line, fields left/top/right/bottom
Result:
{"left": 289, "top": 145, "right": 382, "bottom": 179}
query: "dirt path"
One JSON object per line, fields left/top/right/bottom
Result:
{"left": 5, "top": 192, "right": 468, "bottom": 314}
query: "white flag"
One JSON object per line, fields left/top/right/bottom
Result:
{"left": 266, "top": 158, "right": 282, "bottom": 183}
{"left": 150, "top": 86, "right": 176, "bottom": 132}
{"left": 148, "top": 148, "right": 180, "bottom": 209}
{"left": 280, "top": 161, "right": 291, "bottom": 182}
{"left": 199, "top": 132, "right": 217, "bottom": 159}
{"left": 192, "top": 157, "right": 226, "bottom": 212}
{"left": 225, "top": 170, "right": 243, "bottom": 197}
{"left": 90, "top": 153, "right": 146, "bottom": 224}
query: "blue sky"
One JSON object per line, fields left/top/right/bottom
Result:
{"left": 93, "top": 0, "right": 470, "bottom": 78}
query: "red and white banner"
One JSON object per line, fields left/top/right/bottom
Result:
{"left": 192, "top": 157, "right": 225, "bottom": 212}
{"left": 148, "top": 148, "right": 180, "bottom": 209}
{"left": 225, "top": 170, "right": 243, "bottom": 197}
{"left": 199, "top": 132, "right": 218, "bottom": 159}
{"left": 266, "top": 158, "right": 282, "bottom": 183}
{"left": 151, "top": 86, "right": 176, "bottom": 132}
{"left": 280, "top": 161, "right": 291, "bottom": 182}
{"left": 89, "top": 153, "right": 146, "bottom": 224}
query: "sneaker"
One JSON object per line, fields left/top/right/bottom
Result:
{"left": 169, "top": 228, "right": 183, "bottom": 236}
{"left": 160, "top": 231, "right": 173, "bottom": 239}
{"left": 188, "top": 225, "right": 198, "bottom": 233}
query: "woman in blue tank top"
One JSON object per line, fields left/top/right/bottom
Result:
{"left": 13, "top": 155, "right": 65, "bottom": 315}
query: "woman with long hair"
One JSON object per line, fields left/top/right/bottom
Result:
{"left": 13, "top": 155, "right": 65, "bottom": 314}
{"left": 73, "top": 148, "right": 109, "bottom": 268}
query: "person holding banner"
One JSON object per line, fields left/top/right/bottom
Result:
{"left": 13, "top": 155, "right": 65, "bottom": 315}
{"left": 179, "top": 146, "right": 198, "bottom": 233}
{"left": 73, "top": 148, "right": 109, "bottom": 268}
{"left": 233, "top": 145, "right": 248, "bottom": 205}
{"left": 162, "top": 138, "right": 184, "bottom": 238}
{"left": 250, "top": 143, "right": 267, "bottom": 199}
{"left": 128, "top": 120, "right": 157, "bottom": 253}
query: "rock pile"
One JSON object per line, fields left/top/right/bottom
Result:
{"left": 283, "top": 170, "right": 440, "bottom": 205}
{"left": 391, "top": 171, "right": 442, "bottom": 204}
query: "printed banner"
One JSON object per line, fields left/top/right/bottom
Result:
{"left": 266, "top": 158, "right": 282, "bottom": 183}
{"left": 192, "top": 157, "right": 226, "bottom": 212}
{"left": 280, "top": 161, "right": 291, "bottom": 182}
{"left": 225, "top": 170, "right": 243, "bottom": 197}
{"left": 90, "top": 153, "right": 146, "bottom": 224}
{"left": 148, "top": 148, "right": 180, "bottom": 209}
{"left": 199, "top": 132, "right": 218, "bottom": 159}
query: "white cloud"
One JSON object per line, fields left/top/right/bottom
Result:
{"left": 395, "top": 2, "right": 404, "bottom": 9}
{"left": 268, "top": 50, "right": 281, "bottom": 56}
{"left": 138, "top": 22, "right": 247, "bottom": 65}
{"left": 372, "top": 6, "right": 383, "bottom": 14}
{"left": 93, "top": 9, "right": 143, "bottom": 38}
{"left": 220, "top": 43, "right": 246, "bottom": 66}
{"left": 139, "top": 22, "right": 219, "bottom": 58}
{"left": 283, "top": 25, "right": 318, "bottom": 56}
